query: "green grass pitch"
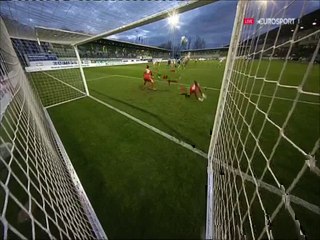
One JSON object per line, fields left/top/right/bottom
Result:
{"left": 30, "top": 60, "right": 319, "bottom": 239}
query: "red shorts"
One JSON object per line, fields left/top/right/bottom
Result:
{"left": 144, "top": 74, "right": 153, "bottom": 82}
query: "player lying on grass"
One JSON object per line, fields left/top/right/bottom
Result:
{"left": 190, "top": 81, "right": 206, "bottom": 101}
{"left": 143, "top": 65, "right": 156, "bottom": 90}
{"left": 180, "top": 81, "right": 206, "bottom": 101}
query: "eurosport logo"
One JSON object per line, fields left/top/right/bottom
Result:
{"left": 243, "top": 18, "right": 296, "bottom": 25}
{"left": 258, "top": 18, "right": 295, "bottom": 25}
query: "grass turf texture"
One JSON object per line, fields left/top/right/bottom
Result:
{"left": 84, "top": 61, "right": 221, "bottom": 152}
{"left": 48, "top": 97, "right": 207, "bottom": 239}
{"left": 29, "top": 60, "right": 319, "bottom": 239}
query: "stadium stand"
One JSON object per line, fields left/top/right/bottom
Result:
{"left": 181, "top": 47, "right": 229, "bottom": 60}
{"left": 78, "top": 38, "right": 169, "bottom": 59}
{"left": 244, "top": 9, "right": 319, "bottom": 61}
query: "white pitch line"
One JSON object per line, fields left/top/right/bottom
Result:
{"left": 44, "top": 72, "right": 319, "bottom": 214}
{"left": 88, "top": 74, "right": 319, "bottom": 105}
{"left": 252, "top": 93, "right": 320, "bottom": 105}
{"left": 88, "top": 94, "right": 208, "bottom": 159}
{"left": 87, "top": 74, "right": 222, "bottom": 91}
{"left": 44, "top": 71, "right": 207, "bottom": 158}
{"left": 45, "top": 95, "right": 87, "bottom": 109}
{"left": 87, "top": 75, "right": 114, "bottom": 82}
{"left": 216, "top": 160, "right": 320, "bottom": 215}
{"left": 89, "top": 93, "right": 320, "bottom": 215}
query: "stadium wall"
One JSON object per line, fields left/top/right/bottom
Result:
{"left": 24, "top": 58, "right": 148, "bottom": 72}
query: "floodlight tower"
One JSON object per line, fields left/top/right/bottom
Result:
{"left": 257, "top": 0, "right": 268, "bottom": 26}
{"left": 168, "top": 12, "right": 180, "bottom": 60}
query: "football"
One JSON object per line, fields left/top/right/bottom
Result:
{"left": 181, "top": 36, "right": 188, "bottom": 46}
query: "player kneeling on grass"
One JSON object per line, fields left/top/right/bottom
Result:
{"left": 181, "top": 81, "right": 206, "bottom": 101}
{"left": 143, "top": 65, "right": 156, "bottom": 90}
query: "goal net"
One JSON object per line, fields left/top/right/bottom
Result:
{"left": 207, "top": 0, "right": 319, "bottom": 239}
{"left": 0, "top": 17, "right": 105, "bottom": 239}
{"left": 7, "top": 22, "right": 89, "bottom": 108}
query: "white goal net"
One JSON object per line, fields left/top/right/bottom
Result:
{"left": 207, "top": 0, "right": 319, "bottom": 239}
{"left": 0, "top": 17, "right": 105, "bottom": 239}
{"left": 7, "top": 22, "right": 89, "bottom": 108}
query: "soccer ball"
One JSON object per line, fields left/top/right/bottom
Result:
{"left": 181, "top": 36, "right": 188, "bottom": 47}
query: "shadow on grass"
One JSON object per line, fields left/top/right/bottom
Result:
{"left": 89, "top": 88, "right": 198, "bottom": 149}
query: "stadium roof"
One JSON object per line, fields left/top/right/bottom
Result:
{"left": 181, "top": 47, "right": 229, "bottom": 52}
{"left": 86, "top": 38, "right": 170, "bottom": 52}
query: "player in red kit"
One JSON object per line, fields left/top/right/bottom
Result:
{"left": 190, "top": 81, "right": 206, "bottom": 102}
{"left": 180, "top": 81, "right": 207, "bottom": 102}
{"left": 143, "top": 65, "right": 156, "bottom": 90}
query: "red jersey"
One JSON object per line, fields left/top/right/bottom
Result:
{"left": 144, "top": 68, "right": 153, "bottom": 81}
{"left": 190, "top": 83, "right": 200, "bottom": 93}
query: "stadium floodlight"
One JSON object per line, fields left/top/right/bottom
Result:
{"left": 168, "top": 12, "right": 180, "bottom": 28}
{"left": 258, "top": 0, "right": 269, "bottom": 5}
{"left": 258, "top": 0, "right": 269, "bottom": 9}
{"left": 167, "top": 11, "right": 180, "bottom": 59}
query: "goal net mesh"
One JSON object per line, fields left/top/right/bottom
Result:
{"left": 8, "top": 25, "right": 88, "bottom": 108}
{"left": 207, "top": 0, "right": 319, "bottom": 239}
{"left": 0, "top": 17, "right": 103, "bottom": 239}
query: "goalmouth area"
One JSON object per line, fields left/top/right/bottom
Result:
{"left": 0, "top": 0, "right": 319, "bottom": 239}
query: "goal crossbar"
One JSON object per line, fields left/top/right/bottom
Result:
{"left": 73, "top": 0, "right": 217, "bottom": 46}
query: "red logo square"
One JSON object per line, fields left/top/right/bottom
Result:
{"left": 244, "top": 18, "right": 255, "bottom": 25}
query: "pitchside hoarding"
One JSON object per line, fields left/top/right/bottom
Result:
{"left": 25, "top": 59, "right": 148, "bottom": 72}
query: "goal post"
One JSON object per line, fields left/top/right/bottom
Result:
{"left": 74, "top": 45, "right": 89, "bottom": 96}
{"left": 9, "top": 26, "right": 90, "bottom": 108}
{"left": 206, "top": 0, "right": 320, "bottom": 239}
{"left": 0, "top": 16, "right": 106, "bottom": 239}
{"left": 206, "top": 0, "right": 248, "bottom": 238}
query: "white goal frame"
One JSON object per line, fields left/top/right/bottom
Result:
{"left": 205, "top": 0, "right": 320, "bottom": 239}
{"left": 206, "top": 1, "right": 247, "bottom": 238}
